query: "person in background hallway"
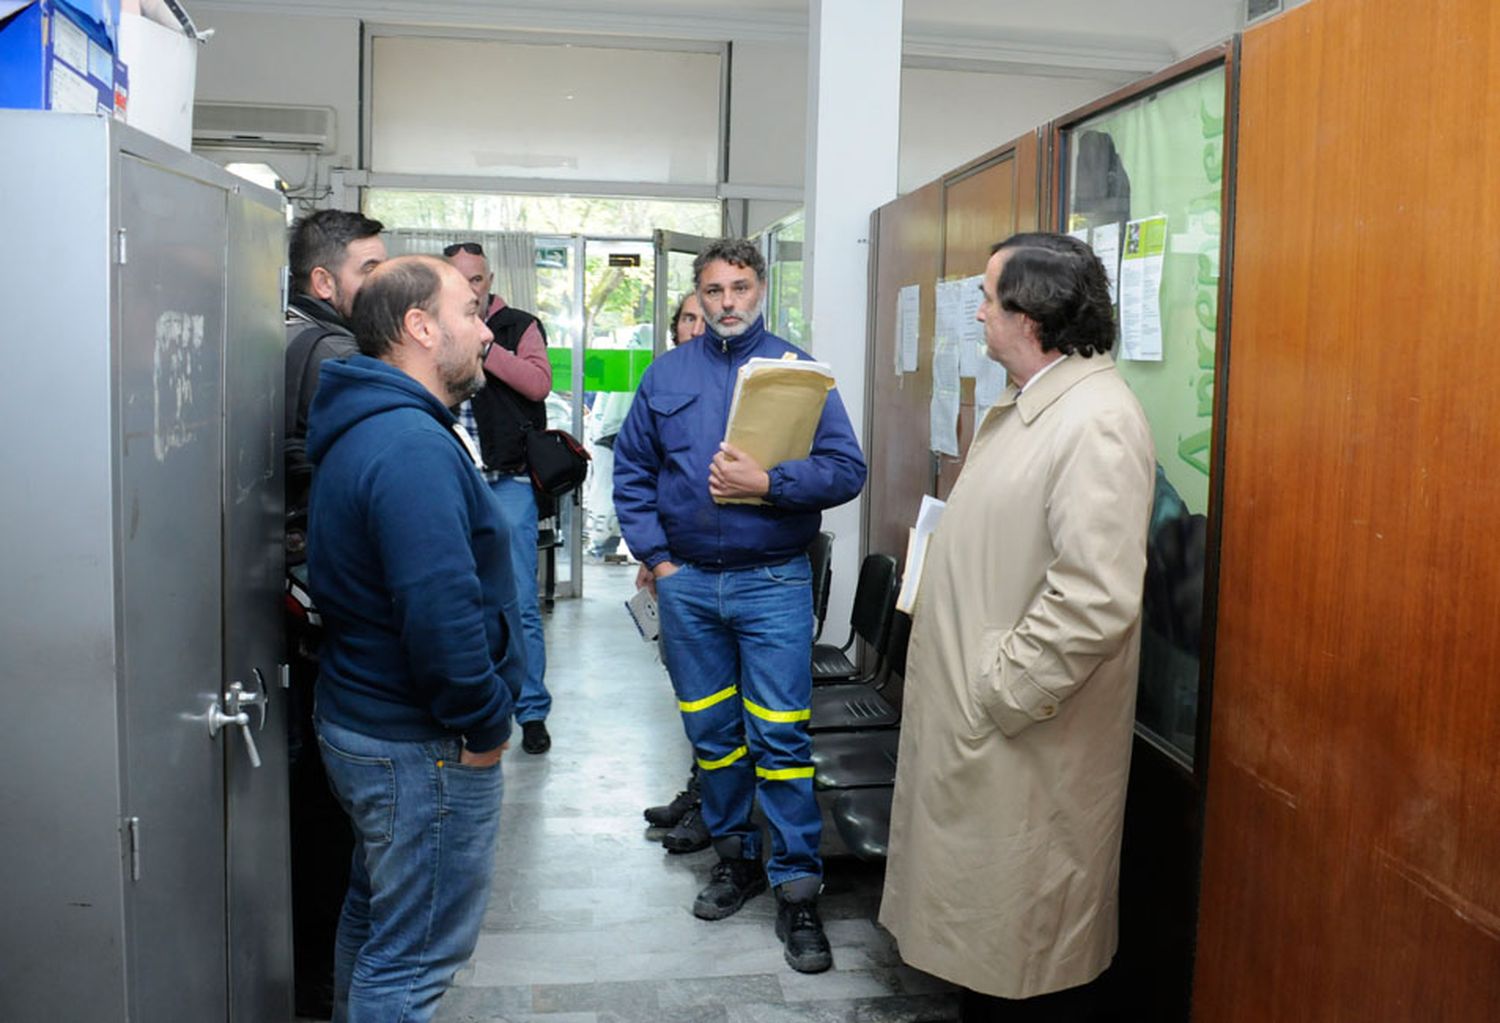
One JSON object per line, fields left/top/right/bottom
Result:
{"left": 638, "top": 291, "right": 712, "bottom": 855}
{"left": 880, "top": 233, "right": 1154, "bottom": 1023}
{"left": 614, "top": 240, "right": 867, "bottom": 973}
{"left": 590, "top": 293, "right": 708, "bottom": 563}
{"left": 445, "top": 241, "right": 555, "bottom": 755}
{"left": 283, "top": 208, "right": 386, "bottom": 1019}
{"left": 306, "top": 256, "right": 521, "bottom": 1023}
{"left": 669, "top": 290, "right": 705, "bottom": 348}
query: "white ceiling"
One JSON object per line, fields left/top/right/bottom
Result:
{"left": 192, "top": 0, "right": 1242, "bottom": 79}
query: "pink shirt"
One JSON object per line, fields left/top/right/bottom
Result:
{"left": 481, "top": 295, "right": 553, "bottom": 401}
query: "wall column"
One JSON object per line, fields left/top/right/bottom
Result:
{"left": 803, "top": 0, "right": 903, "bottom": 622}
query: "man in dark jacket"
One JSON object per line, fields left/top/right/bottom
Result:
{"left": 445, "top": 241, "right": 556, "bottom": 755}
{"left": 285, "top": 210, "right": 387, "bottom": 518}
{"left": 306, "top": 255, "right": 520, "bottom": 1023}
{"left": 282, "top": 208, "right": 385, "bottom": 1019}
{"left": 613, "top": 239, "right": 867, "bottom": 974}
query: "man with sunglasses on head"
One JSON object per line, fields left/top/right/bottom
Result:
{"left": 444, "top": 241, "right": 556, "bottom": 755}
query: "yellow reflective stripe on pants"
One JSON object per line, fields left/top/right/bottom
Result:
{"left": 679, "top": 685, "right": 738, "bottom": 714}
{"left": 755, "top": 765, "right": 815, "bottom": 781}
{"left": 698, "top": 746, "right": 748, "bottom": 771}
{"left": 742, "top": 697, "right": 811, "bottom": 723}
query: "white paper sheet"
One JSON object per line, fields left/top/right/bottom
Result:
{"left": 929, "top": 306, "right": 962, "bottom": 457}
{"left": 1091, "top": 221, "right": 1122, "bottom": 307}
{"left": 897, "top": 284, "right": 920, "bottom": 374}
{"left": 896, "top": 495, "right": 947, "bottom": 614}
{"left": 958, "top": 273, "right": 986, "bottom": 377}
{"left": 974, "top": 351, "right": 1008, "bottom": 413}
{"left": 1119, "top": 215, "right": 1167, "bottom": 362}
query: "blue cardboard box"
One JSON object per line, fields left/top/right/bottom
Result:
{"left": 0, "top": 1, "right": 122, "bottom": 115}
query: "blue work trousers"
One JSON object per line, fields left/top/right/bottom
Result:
{"left": 316, "top": 717, "right": 504, "bottom": 1023}
{"left": 489, "top": 475, "right": 551, "bottom": 723}
{"left": 656, "top": 556, "right": 821, "bottom": 890}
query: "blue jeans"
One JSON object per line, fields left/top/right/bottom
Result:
{"left": 655, "top": 557, "right": 821, "bottom": 890}
{"left": 316, "top": 717, "right": 504, "bottom": 1023}
{"left": 489, "top": 476, "right": 551, "bottom": 723}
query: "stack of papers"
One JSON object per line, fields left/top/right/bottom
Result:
{"left": 719, "top": 356, "right": 836, "bottom": 505}
{"left": 895, "top": 495, "right": 946, "bottom": 613}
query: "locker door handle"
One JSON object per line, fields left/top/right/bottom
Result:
{"left": 208, "top": 682, "right": 262, "bottom": 769}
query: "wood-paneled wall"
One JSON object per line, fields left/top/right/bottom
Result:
{"left": 865, "top": 180, "right": 941, "bottom": 564}
{"left": 1193, "top": 2, "right": 1500, "bottom": 1018}
{"left": 864, "top": 134, "right": 1042, "bottom": 554}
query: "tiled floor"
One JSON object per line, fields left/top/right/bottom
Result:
{"left": 432, "top": 561, "right": 958, "bottom": 1023}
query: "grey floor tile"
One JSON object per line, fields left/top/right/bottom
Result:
{"left": 724, "top": 1000, "right": 863, "bottom": 1023}
{"left": 598, "top": 1008, "right": 728, "bottom": 1023}
{"left": 532, "top": 978, "right": 660, "bottom": 1015}
{"left": 598, "top": 1006, "right": 730, "bottom": 1023}
{"left": 656, "top": 973, "right": 786, "bottom": 1010}
{"left": 779, "top": 968, "right": 905, "bottom": 1003}
{"left": 849, "top": 993, "right": 960, "bottom": 1022}
{"left": 432, "top": 984, "right": 535, "bottom": 1020}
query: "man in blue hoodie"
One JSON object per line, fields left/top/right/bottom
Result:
{"left": 613, "top": 239, "right": 867, "bottom": 974}
{"left": 305, "top": 255, "right": 522, "bottom": 1023}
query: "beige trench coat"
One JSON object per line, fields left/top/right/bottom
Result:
{"left": 879, "top": 355, "right": 1154, "bottom": 999}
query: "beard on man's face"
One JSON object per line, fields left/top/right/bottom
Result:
{"left": 437, "top": 327, "right": 487, "bottom": 404}
{"left": 710, "top": 296, "right": 765, "bottom": 338}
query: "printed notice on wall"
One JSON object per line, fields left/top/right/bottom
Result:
{"left": 935, "top": 279, "right": 978, "bottom": 379}
{"left": 1119, "top": 215, "right": 1167, "bottom": 361}
{"left": 1091, "top": 221, "right": 1122, "bottom": 306}
{"left": 974, "top": 351, "right": 1008, "bottom": 413}
{"left": 929, "top": 310, "right": 962, "bottom": 457}
{"left": 957, "top": 274, "right": 985, "bottom": 378}
{"left": 895, "top": 284, "right": 920, "bottom": 374}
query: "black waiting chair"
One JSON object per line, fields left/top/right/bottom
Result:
{"left": 808, "top": 609, "right": 910, "bottom": 734}
{"left": 810, "top": 611, "right": 911, "bottom": 787}
{"left": 812, "top": 553, "right": 898, "bottom": 683}
{"left": 833, "top": 786, "right": 893, "bottom": 862}
{"left": 806, "top": 531, "right": 834, "bottom": 642}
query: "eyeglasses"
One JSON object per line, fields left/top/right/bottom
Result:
{"left": 442, "top": 242, "right": 485, "bottom": 257}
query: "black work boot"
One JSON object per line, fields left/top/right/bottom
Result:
{"left": 692, "top": 857, "right": 767, "bottom": 920}
{"left": 661, "top": 805, "right": 711, "bottom": 854}
{"left": 521, "top": 720, "right": 551, "bottom": 754}
{"left": 775, "top": 889, "right": 832, "bottom": 973}
{"left": 643, "top": 779, "right": 698, "bottom": 828}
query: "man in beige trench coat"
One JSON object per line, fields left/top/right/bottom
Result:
{"left": 880, "top": 232, "right": 1154, "bottom": 1022}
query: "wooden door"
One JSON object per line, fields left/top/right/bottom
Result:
{"left": 1194, "top": 2, "right": 1500, "bottom": 1019}
{"left": 865, "top": 180, "right": 942, "bottom": 564}
{"left": 935, "top": 135, "right": 1042, "bottom": 497}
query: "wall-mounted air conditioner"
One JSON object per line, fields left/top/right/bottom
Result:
{"left": 192, "top": 102, "right": 336, "bottom": 153}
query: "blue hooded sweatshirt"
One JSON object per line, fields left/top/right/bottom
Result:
{"left": 613, "top": 316, "right": 867, "bottom": 570}
{"left": 305, "top": 355, "right": 518, "bottom": 752}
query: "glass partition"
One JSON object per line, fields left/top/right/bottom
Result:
{"left": 764, "top": 210, "right": 805, "bottom": 347}
{"left": 1058, "top": 63, "right": 1228, "bottom": 767}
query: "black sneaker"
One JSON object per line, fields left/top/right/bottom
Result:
{"left": 643, "top": 774, "right": 700, "bottom": 827}
{"left": 775, "top": 895, "right": 832, "bottom": 973}
{"left": 520, "top": 720, "right": 550, "bottom": 755}
{"left": 661, "top": 806, "right": 711, "bottom": 854}
{"left": 692, "top": 857, "right": 767, "bottom": 920}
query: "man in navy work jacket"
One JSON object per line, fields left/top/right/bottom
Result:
{"left": 306, "top": 255, "right": 523, "bottom": 1022}
{"left": 613, "top": 238, "right": 867, "bottom": 974}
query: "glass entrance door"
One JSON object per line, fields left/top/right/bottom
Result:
{"left": 652, "top": 229, "right": 717, "bottom": 355}
{"left": 533, "top": 235, "right": 586, "bottom": 600}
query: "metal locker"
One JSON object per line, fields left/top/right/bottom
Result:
{"left": 0, "top": 111, "right": 292, "bottom": 1022}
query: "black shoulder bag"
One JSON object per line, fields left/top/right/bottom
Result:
{"left": 522, "top": 423, "right": 591, "bottom": 497}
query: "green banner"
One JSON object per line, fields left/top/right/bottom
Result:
{"left": 546, "top": 348, "right": 654, "bottom": 393}
{"left": 1067, "top": 66, "right": 1226, "bottom": 515}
